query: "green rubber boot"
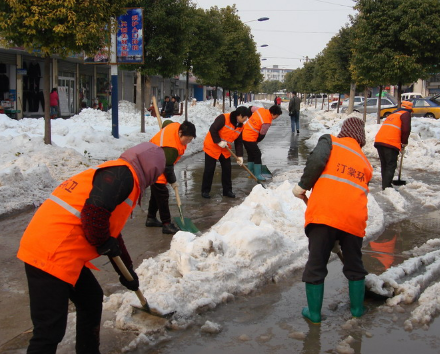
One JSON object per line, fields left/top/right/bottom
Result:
{"left": 349, "top": 279, "right": 366, "bottom": 318}
{"left": 253, "top": 164, "right": 267, "bottom": 181}
{"left": 302, "top": 283, "right": 324, "bottom": 324}
{"left": 247, "top": 162, "right": 255, "bottom": 175}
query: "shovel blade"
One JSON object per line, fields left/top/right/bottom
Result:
{"left": 174, "top": 216, "right": 202, "bottom": 235}
{"left": 131, "top": 304, "right": 176, "bottom": 319}
{"left": 392, "top": 179, "right": 406, "bottom": 186}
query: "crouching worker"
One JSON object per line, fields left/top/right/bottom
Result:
{"left": 17, "top": 142, "right": 166, "bottom": 353}
{"left": 292, "top": 117, "right": 373, "bottom": 324}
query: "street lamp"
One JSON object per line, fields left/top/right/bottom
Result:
{"left": 260, "top": 44, "right": 268, "bottom": 48}
{"left": 244, "top": 17, "right": 270, "bottom": 23}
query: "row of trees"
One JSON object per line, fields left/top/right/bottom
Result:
{"left": 283, "top": 0, "right": 440, "bottom": 121}
{"left": 0, "top": 0, "right": 263, "bottom": 143}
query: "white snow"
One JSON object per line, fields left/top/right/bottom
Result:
{"left": 3, "top": 100, "right": 440, "bottom": 348}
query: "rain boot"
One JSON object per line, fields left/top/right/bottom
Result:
{"left": 253, "top": 164, "right": 266, "bottom": 181}
{"left": 247, "top": 162, "right": 254, "bottom": 175}
{"left": 349, "top": 279, "right": 365, "bottom": 317}
{"left": 302, "top": 282, "right": 324, "bottom": 324}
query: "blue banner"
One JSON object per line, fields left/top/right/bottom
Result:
{"left": 117, "top": 8, "right": 144, "bottom": 64}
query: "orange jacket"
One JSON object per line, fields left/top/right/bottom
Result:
{"left": 305, "top": 136, "right": 373, "bottom": 237}
{"left": 242, "top": 108, "right": 272, "bottom": 142}
{"left": 203, "top": 113, "right": 244, "bottom": 159}
{"left": 375, "top": 111, "right": 403, "bottom": 151}
{"left": 150, "top": 122, "right": 187, "bottom": 184}
{"left": 17, "top": 159, "right": 140, "bottom": 285}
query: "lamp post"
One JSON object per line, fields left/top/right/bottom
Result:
{"left": 260, "top": 44, "right": 268, "bottom": 48}
{"left": 244, "top": 17, "right": 270, "bottom": 23}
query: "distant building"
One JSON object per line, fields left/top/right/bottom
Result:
{"left": 260, "top": 65, "right": 293, "bottom": 82}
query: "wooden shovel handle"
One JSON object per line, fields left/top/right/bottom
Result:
{"left": 112, "top": 256, "right": 148, "bottom": 308}
{"left": 152, "top": 96, "right": 162, "bottom": 129}
{"left": 225, "top": 146, "right": 259, "bottom": 183}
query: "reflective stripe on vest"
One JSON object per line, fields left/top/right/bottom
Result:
{"left": 305, "top": 136, "right": 373, "bottom": 237}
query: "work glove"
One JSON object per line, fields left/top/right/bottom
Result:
{"left": 292, "top": 184, "right": 307, "bottom": 200}
{"left": 236, "top": 157, "right": 244, "bottom": 166}
{"left": 217, "top": 141, "right": 227, "bottom": 148}
{"left": 96, "top": 237, "right": 121, "bottom": 257}
{"left": 170, "top": 182, "right": 178, "bottom": 189}
{"left": 119, "top": 267, "right": 139, "bottom": 291}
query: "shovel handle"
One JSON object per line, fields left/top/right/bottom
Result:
{"left": 225, "top": 146, "right": 259, "bottom": 183}
{"left": 173, "top": 185, "right": 185, "bottom": 223}
{"left": 112, "top": 256, "right": 149, "bottom": 309}
{"left": 152, "top": 96, "right": 162, "bottom": 129}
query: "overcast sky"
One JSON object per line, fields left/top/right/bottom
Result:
{"left": 193, "top": 0, "right": 357, "bottom": 71}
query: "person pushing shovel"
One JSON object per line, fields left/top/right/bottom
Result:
{"left": 145, "top": 120, "right": 196, "bottom": 234}
{"left": 292, "top": 117, "right": 373, "bottom": 324}
{"left": 374, "top": 100, "right": 413, "bottom": 190}
{"left": 201, "top": 106, "right": 251, "bottom": 199}
{"left": 17, "top": 142, "right": 166, "bottom": 354}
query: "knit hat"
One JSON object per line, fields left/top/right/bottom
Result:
{"left": 337, "top": 117, "right": 366, "bottom": 147}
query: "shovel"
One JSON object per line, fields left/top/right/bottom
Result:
{"left": 225, "top": 146, "right": 266, "bottom": 189}
{"left": 152, "top": 96, "right": 163, "bottom": 129}
{"left": 112, "top": 256, "right": 175, "bottom": 318}
{"left": 392, "top": 148, "right": 406, "bottom": 186}
{"left": 172, "top": 184, "right": 202, "bottom": 235}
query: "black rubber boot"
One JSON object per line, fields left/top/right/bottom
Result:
{"left": 145, "top": 217, "right": 162, "bottom": 227}
{"left": 162, "top": 222, "right": 180, "bottom": 234}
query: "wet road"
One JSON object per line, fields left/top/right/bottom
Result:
{"left": 1, "top": 107, "right": 440, "bottom": 353}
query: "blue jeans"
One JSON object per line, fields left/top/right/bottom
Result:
{"left": 290, "top": 111, "right": 300, "bottom": 132}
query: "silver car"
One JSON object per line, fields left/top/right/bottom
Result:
{"left": 341, "top": 97, "right": 397, "bottom": 114}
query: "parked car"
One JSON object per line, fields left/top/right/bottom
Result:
{"left": 401, "top": 92, "right": 422, "bottom": 101}
{"left": 341, "top": 96, "right": 397, "bottom": 114}
{"left": 331, "top": 96, "right": 365, "bottom": 109}
{"left": 380, "top": 98, "right": 440, "bottom": 119}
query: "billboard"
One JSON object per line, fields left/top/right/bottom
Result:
{"left": 117, "top": 8, "right": 144, "bottom": 64}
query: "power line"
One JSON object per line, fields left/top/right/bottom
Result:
{"left": 253, "top": 29, "right": 337, "bottom": 34}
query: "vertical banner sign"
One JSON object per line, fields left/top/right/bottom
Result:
{"left": 117, "top": 8, "right": 144, "bottom": 64}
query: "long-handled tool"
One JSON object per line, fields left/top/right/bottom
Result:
{"left": 225, "top": 146, "right": 266, "bottom": 189}
{"left": 152, "top": 96, "right": 163, "bottom": 129}
{"left": 392, "top": 148, "right": 406, "bottom": 186}
{"left": 112, "top": 256, "right": 175, "bottom": 318}
{"left": 172, "top": 185, "right": 202, "bottom": 235}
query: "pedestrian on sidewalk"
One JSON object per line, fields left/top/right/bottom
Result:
{"left": 146, "top": 120, "right": 196, "bottom": 234}
{"left": 292, "top": 117, "right": 373, "bottom": 324}
{"left": 242, "top": 105, "right": 282, "bottom": 181}
{"left": 201, "top": 106, "right": 251, "bottom": 199}
{"left": 374, "top": 100, "right": 412, "bottom": 190}
{"left": 288, "top": 91, "right": 301, "bottom": 133}
{"left": 50, "top": 87, "right": 59, "bottom": 119}
{"left": 17, "top": 142, "right": 166, "bottom": 354}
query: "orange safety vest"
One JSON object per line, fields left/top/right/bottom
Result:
{"left": 17, "top": 159, "right": 140, "bottom": 285}
{"left": 374, "top": 111, "right": 403, "bottom": 151}
{"left": 203, "top": 113, "right": 244, "bottom": 159}
{"left": 150, "top": 122, "right": 187, "bottom": 184}
{"left": 242, "top": 108, "right": 273, "bottom": 142}
{"left": 305, "top": 136, "right": 373, "bottom": 237}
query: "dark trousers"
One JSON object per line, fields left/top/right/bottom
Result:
{"left": 376, "top": 145, "right": 399, "bottom": 190}
{"left": 302, "top": 224, "right": 367, "bottom": 285}
{"left": 25, "top": 263, "right": 103, "bottom": 354}
{"left": 147, "top": 182, "right": 171, "bottom": 224}
{"left": 201, "top": 153, "right": 232, "bottom": 195}
{"left": 290, "top": 111, "right": 300, "bottom": 132}
{"left": 243, "top": 140, "right": 262, "bottom": 164}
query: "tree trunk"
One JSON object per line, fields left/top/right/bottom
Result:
{"left": 363, "top": 87, "right": 368, "bottom": 123}
{"left": 337, "top": 93, "right": 341, "bottom": 114}
{"left": 44, "top": 55, "right": 51, "bottom": 145}
{"left": 213, "top": 86, "right": 218, "bottom": 107}
{"left": 377, "top": 85, "right": 383, "bottom": 124}
{"left": 222, "top": 88, "right": 225, "bottom": 113}
{"left": 140, "top": 72, "right": 145, "bottom": 133}
{"left": 185, "top": 70, "right": 189, "bottom": 121}
{"left": 347, "top": 82, "right": 356, "bottom": 114}
{"left": 397, "top": 82, "right": 402, "bottom": 107}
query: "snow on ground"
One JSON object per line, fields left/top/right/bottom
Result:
{"left": 2, "top": 100, "right": 440, "bottom": 349}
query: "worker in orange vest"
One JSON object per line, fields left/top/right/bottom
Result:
{"left": 292, "top": 117, "right": 373, "bottom": 324}
{"left": 374, "top": 100, "right": 412, "bottom": 190}
{"left": 145, "top": 120, "right": 196, "bottom": 234}
{"left": 201, "top": 106, "right": 251, "bottom": 199}
{"left": 242, "top": 105, "right": 282, "bottom": 180}
{"left": 17, "top": 142, "right": 166, "bottom": 354}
